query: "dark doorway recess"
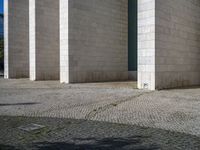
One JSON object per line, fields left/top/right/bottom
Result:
{"left": 128, "top": 0, "right": 137, "bottom": 72}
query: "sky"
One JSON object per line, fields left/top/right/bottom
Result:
{"left": 0, "top": 0, "right": 3, "bottom": 14}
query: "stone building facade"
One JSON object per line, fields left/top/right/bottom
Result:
{"left": 4, "top": 0, "right": 200, "bottom": 90}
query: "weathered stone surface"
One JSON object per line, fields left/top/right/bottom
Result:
{"left": 155, "top": 0, "right": 200, "bottom": 89}
{"left": 4, "top": 0, "right": 29, "bottom": 79}
{"left": 60, "top": 0, "right": 128, "bottom": 83}
{"left": 138, "top": 0, "right": 200, "bottom": 90}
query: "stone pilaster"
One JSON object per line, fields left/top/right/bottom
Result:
{"left": 60, "top": 0, "right": 69, "bottom": 83}
{"left": 138, "top": 0, "right": 155, "bottom": 90}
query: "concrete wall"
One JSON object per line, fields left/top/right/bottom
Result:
{"left": 60, "top": 0, "right": 128, "bottom": 83}
{"left": 138, "top": 0, "right": 155, "bottom": 90}
{"left": 4, "top": 0, "right": 29, "bottom": 78}
{"left": 155, "top": 0, "right": 200, "bottom": 89}
{"left": 30, "top": 0, "right": 59, "bottom": 80}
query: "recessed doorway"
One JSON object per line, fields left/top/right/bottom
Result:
{"left": 128, "top": 0, "right": 137, "bottom": 81}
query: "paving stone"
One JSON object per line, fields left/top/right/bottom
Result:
{"left": 1, "top": 116, "right": 200, "bottom": 150}
{"left": 0, "top": 79, "right": 200, "bottom": 137}
{"left": 18, "top": 124, "right": 45, "bottom": 132}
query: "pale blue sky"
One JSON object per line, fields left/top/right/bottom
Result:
{"left": 0, "top": 0, "right": 3, "bottom": 14}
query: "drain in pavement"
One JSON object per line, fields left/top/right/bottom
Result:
{"left": 18, "top": 124, "right": 46, "bottom": 132}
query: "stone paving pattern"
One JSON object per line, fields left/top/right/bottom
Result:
{"left": 1, "top": 116, "right": 200, "bottom": 150}
{"left": 1, "top": 79, "right": 200, "bottom": 137}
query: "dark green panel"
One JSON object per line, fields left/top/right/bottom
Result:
{"left": 128, "top": 0, "right": 137, "bottom": 71}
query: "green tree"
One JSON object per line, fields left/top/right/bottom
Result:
{"left": 0, "top": 38, "right": 3, "bottom": 70}
{"left": 0, "top": 39, "right": 3, "bottom": 59}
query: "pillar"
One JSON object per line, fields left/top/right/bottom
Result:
{"left": 138, "top": 0, "right": 155, "bottom": 90}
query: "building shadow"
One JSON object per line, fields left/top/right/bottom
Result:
{"left": 0, "top": 144, "right": 20, "bottom": 150}
{"left": 0, "top": 102, "right": 40, "bottom": 106}
{"left": 32, "top": 136, "right": 159, "bottom": 150}
{"left": 0, "top": 136, "right": 159, "bottom": 150}
{"left": 1, "top": 116, "right": 199, "bottom": 150}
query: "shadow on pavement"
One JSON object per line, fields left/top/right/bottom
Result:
{"left": 0, "top": 144, "right": 20, "bottom": 150}
{"left": 33, "top": 137, "right": 159, "bottom": 150}
{"left": 0, "top": 102, "right": 40, "bottom": 106}
{"left": 0, "top": 136, "right": 159, "bottom": 150}
{"left": 0, "top": 116, "right": 200, "bottom": 150}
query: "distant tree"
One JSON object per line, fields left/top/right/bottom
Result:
{"left": 0, "top": 38, "right": 3, "bottom": 60}
{"left": 0, "top": 38, "right": 3, "bottom": 70}
{"left": 0, "top": 14, "right": 3, "bottom": 71}
{"left": 0, "top": 14, "right": 3, "bottom": 61}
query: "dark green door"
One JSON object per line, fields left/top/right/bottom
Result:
{"left": 128, "top": 0, "right": 137, "bottom": 71}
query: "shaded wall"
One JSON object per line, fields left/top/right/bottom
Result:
{"left": 70, "top": 0, "right": 129, "bottom": 82}
{"left": 128, "top": 0, "right": 137, "bottom": 80}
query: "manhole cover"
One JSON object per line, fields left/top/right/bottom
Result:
{"left": 18, "top": 124, "right": 45, "bottom": 132}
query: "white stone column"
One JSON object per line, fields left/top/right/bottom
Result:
{"left": 4, "top": 0, "right": 8, "bottom": 78}
{"left": 60, "top": 0, "right": 69, "bottom": 83}
{"left": 138, "top": 0, "right": 155, "bottom": 90}
{"left": 29, "top": 0, "right": 36, "bottom": 80}
{"left": 29, "top": 0, "right": 60, "bottom": 81}
{"left": 4, "top": 0, "right": 29, "bottom": 79}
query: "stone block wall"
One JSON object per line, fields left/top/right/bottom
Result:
{"left": 29, "top": 0, "right": 60, "bottom": 80}
{"left": 6, "top": 0, "right": 200, "bottom": 90}
{"left": 155, "top": 0, "right": 200, "bottom": 89}
{"left": 60, "top": 0, "right": 128, "bottom": 83}
{"left": 138, "top": 0, "right": 200, "bottom": 90}
{"left": 4, "top": 0, "right": 29, "bottom": 78}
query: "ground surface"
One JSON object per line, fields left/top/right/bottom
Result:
{"left": 1, "top": 116, "right": 200, "bottom": 150}
{"left": 1, "top": 79, "right": 200, "bottom": 149}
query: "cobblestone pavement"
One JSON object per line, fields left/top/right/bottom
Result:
{"left": 1, "top": 79, "right": 200, "bottom": 137}
{"left": 1, "top": 116, "right": 200, "bottom": 150}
